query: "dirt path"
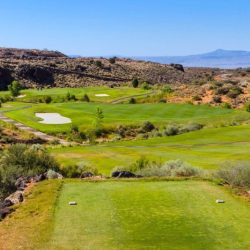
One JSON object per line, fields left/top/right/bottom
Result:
{"left": 0, "top": 113, "right": 70, "bottom": 145}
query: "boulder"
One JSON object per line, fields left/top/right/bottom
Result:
{"left": 31, "top": 173, "right": 46, "bottom": 182}
{"left": 45, "top": 170, "right": 63, "bottom": 180}
{"left": 80, "top": 172, "right": 94, "bottom": 178}
{"left": 0, "top": 207, "right": 13, "bottom": 219}
{"left": 15, "top": 177, "right": 27, "bottom": 191}
{"left": 4, "top": 191, "right": 24, "bottom": 206}
{"left": 112, "top": 171, "right": 136, "bottom": 178}
{"left": 170, "top": 63, "right": 185, "bottom": 72}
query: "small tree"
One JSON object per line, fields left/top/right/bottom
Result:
{"left": 132, "top": 78, "right": 139, "bottom": 88}
{"left": 94, "top": 107, "right": 104, "bottom": 129}
{"left": 8, "top": 80, "right": 22, "bottom": 97}
{"left": 82, "top": 94, "right": 90, "bottom": 102}
{"left": 109, "top": 57, "right": 116, "bottom": 64}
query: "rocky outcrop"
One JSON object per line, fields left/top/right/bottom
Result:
{"left": 112, "top": 171, "right": 137, "bottom": 178}
{"left": 16, "top": 64, "right": 54, "bottom": 85}
{"left": 0, "top": 48, "right": 214, "bottom": 88}
{"left": 4, "top": 191, "right": 24, "bottom": 206}
{"left": 0, "top": 67, "right": 14, "bottom": 90}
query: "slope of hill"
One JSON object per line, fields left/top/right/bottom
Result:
{"left": 0, "top": 48, "right": 214, "bottom": 90}
{"left": 137, "top": 49, "right": 250, "bottom": 69}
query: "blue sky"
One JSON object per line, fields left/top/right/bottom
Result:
{"left": 0, "top": 0, "right": 250, "bottom": 56}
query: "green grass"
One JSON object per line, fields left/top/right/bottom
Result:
{"left": 4, "top": 102, "right": 249, "bottom": 133}
{"left": 51, "top": 125, "right": 250, "bottom": 175}
{"left": 1, "top": 180, "right": 249, "bottom": 250}
{"left": 0, "top": 87, "right": 150, "bottom": 103}
{"left": 46, "top": 180, "right": 250, "bottom": 250}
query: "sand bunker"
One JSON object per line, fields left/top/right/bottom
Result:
{"left": 35, "top": 113, "right": 72, "bottom": 124}
{"left": 95, "top": 94, "right": 110, "bottom": 97}
{"left": 16, "top": 94, "right": 26, "bottom": 98}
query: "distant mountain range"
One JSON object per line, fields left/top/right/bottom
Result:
{"left": 135, "top": 49, "right": 250, "bottom": 69}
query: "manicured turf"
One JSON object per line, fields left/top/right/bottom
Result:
{"left": 50, "top": 181, "right": 250, "bottom": 250}
{"left": 5, "top": 102, "right": 249, "bottom": 133}
{"left": 0, "top": 87, "right": 150, "bottom": 103}
{"left": 51, "top": 124, "right": 250, "bottom": 174}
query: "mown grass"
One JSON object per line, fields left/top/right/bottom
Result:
{"left": 50, "top": 125, "right": 250, "bottom": 175}
{"left": 0, "top": 180, "right": 62, "bottom": 250}
{"left": 5, "top": 102, "right": 249, "bottom": 133}
{"left": 0, "top": 87, "right": 150, "bottom": 103}
{"left": 49, "top": 180, "right": 250, "bottom": 250}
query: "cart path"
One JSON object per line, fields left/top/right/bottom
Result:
{"left": 0, "top": 113, "right": 70, "bottom": 145}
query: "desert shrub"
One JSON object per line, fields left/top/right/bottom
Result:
{"left": 192, "top": 95, "right": 202, "bottom": 101}
{"left": 66, "top": 92, "right": 77, "bottom": 101}
{"left": 132, "top": 78, "right": 139, "bottom": 88}
{"left": 120, "top": 158, "right": 201, "bottom": 177}
{"left": 213, "top": 95, "right": 222, "bottom": 103}
{"left": 82, "top": 94, "right": 90, "bottom": 102}
{"left": 141, "top": 82, "right": 151, "bottom": 90}
{"left": 159, "top": 99, "right": 166, "bottom": 103}
{"left": 0, "top": 144, "right": 59, "bottom": 196}
{"left": 8, "top": 80, "right": 22, "bottom": 97}
{"left": 61, "top": 164, "right": 98, "bottom": 178}
{"left": 109, "top": 57, "right": 116, "bottom": 64}
{"left": 180, "top": 123, "right": 203, "bottom": 133}
{"left": 95, "top": 60, "right": 103, "bottom": 68}
{"left": 129, "top": 97, "right": 136, "bottom": 104}
{"left": 44, "top": 95, "right": 52, "bottom": 104}
{"left": 162, "top": 85, "right": 173, "bottom": 94}
{"left": 227, "top": 86, "right": 243, "bottom": 99}
{"left": 222, "top": 103, "right": 232, "bottom": 109}
{"left": 215, "top": 87, "right": 229, "bottom": 95}
{"left": 246, "top": 103, "right": 250, "bottom": 112}
{"left": 216, "top": 163, "right": 250, "bottom": 188}
{"left": 142, "top": 121, "right": 155, "bottom": 132}
{"left": 128, "top": 156, "right": 151, "bottom": 172}
{"left": 164, "top": 125, "right": 180, "bottom": 136}
{"left": 137, "top": 160, "right": 200, "bottom": 177}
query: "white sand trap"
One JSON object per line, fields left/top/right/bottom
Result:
{"left": 95, "top": 94, "right": 110, "bottom": 97}
{"left": 35, "top": 113, "right": 72, "bottom": 124}
{"left": 16, "top": 94, "right": 26, "bottom": 98}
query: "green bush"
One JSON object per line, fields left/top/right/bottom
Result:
{"left": 61, "top": 164, "right": 98, "bottom": 178}
{"left": 246, "top": 103, "right": 250, "bottom": 112}
{"left": 162, "top": 85, "right": 173, "bottom": 94}
{"left": 141, "top": 82, "right": 151, "bottom": 90}
{"left": 44, "top": 95, "right": 52, "bottom": 104}
{"left": 8, "top": 80, "right": 22, "bottom": 97}
{"left": 213, "top": 96, "right": 222, "bottom": 103}
{"left": 216, "top": 163, "right": 250, "bottom": 188}
{"left": 164, "top": 125, "right": 180, "bottom": 136}
{"left": 82, "top": 94, "right": 90, "bottom": 102}
{"left": 132, "top": 78, "right": 139, "bottom": 88}
{"left": 129, "top": 97, "right": 136, "bottom": 104}
{"left": 0, "top": 144, "right": 59, "bottom": 197}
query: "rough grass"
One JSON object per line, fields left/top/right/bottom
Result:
{"left": 0, "top": 180, "right": 62, "bottom": 250}
{"left": 5, "top": 102, "right": 249, "bottom": 133}
{"left": 41, "top": 181, "right": 250, "bottom": 249}
{"left": 51, "top": 125, "right": 250, "bottom": 175}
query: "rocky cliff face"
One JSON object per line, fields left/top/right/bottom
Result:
{"left": 0, "top": 48, "right": 214, "bottom": 89}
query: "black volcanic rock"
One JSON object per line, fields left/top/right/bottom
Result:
{"left": 0, "top": 67, "right": 13, "bottom": 90}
